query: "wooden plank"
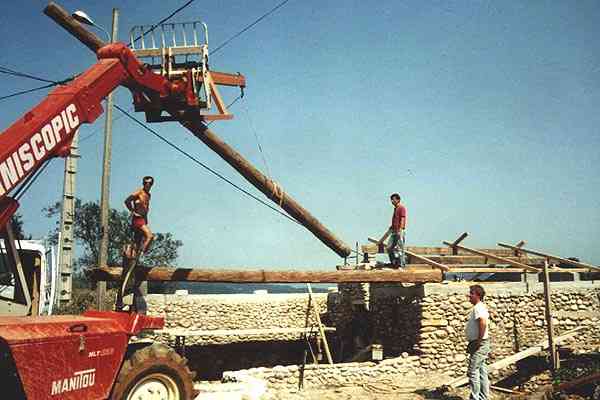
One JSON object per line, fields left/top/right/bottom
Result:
{"left": 490, "top": 386, "right": 524, "bottom": 395}
{"left": 448, "top": 327, "right": 584, "bottom": 387}
{"left": 497, "top": 243, "right": 600, "bottom": 272}
{"left": 448, "top": 266, "right": 590, "bottom": 273}
{"left": 307, "top": 283, "right": 333, "bottom": 364}
{"left": 361, "top": 243, "right": 516, "bottom": 257}
{"left": 542, "top": 260, "right": 558, "bottom": 371}
{"left": 448, "top": 267, "right": 531, "bottom": 273}
{"left": 443, "top": 241, "right": 541, "bottom": 272}
{"left": 410, "top": 255, "right": 546, "bottom": 265}
{"left": 94, "top": 266, "right": 443, "bottom": 283}
{"left": 405, "top": 251, "right": 450, "bottom": 271}
{"left": 158, "top": 326, "right": 336, "bottom": 337}
{"left": 367, "top": 238, "right": 449, "bottom": 271}
{"left": 554, "top": 310, "right": 600, "bottom": 318}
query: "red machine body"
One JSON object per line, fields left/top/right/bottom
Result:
{"left": 0, "top": 43, "right": 174, "bottom": 226}
{"left": 0, "top": 41, "right": 244, "bottom": 227}
{"left": 0, "top": 311, "right": 163, "bottom": 399}
{"left": 0, "top": 6, "right": 245, "bottom": 399}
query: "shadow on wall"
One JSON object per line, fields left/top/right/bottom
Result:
{"left": 332, "top": 283, "right": 425, "bottom": 361}
{"left": 182, "top": 338, "right": 340, "bottom": 381}
{"left": 371, "top": 287, "right": 424, "bottom": 357}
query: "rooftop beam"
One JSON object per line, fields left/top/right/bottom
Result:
{"left": 498, "top": 243, "right": 600, "bottom": 272}
{"left": 94, "top": 266, "right": 442, "bottom": 284}
{"left": 367, "top": 238, "right": 450, "bottom": 271}
{"left": 442, "top": 241, "right": 541, "bottom": 272}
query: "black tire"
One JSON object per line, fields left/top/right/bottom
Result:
{"left": 110, "top": 344, "right": 196, "bottom": 400}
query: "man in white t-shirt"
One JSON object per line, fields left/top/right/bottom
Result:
{"left": 464, "top": 284, "right": 490, "bottom": 400}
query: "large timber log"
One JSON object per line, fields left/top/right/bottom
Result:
{"left": 44, "top": 2, "right": 352, "bottom": 258}
{"left": 94, "top": 266, "right": 442, "bottom": 283}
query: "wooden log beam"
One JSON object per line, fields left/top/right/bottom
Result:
{"left": 158, "top": 326, "right": 336, "bottom": 337}
{"left": 447, "top": 267, "right": 591, "bottom": 273}
{"left": 171, "top": 114, "right": 352, "bottom": 258}
{"left": 498, "top": 243, "right": 600, "bottom": 272}
{"left": 418, "top": 255, "right": 546, "bottom": 266}
{"left": 94, "top": 266, "right": 442, "bottom": 283}
{"left": 447, "top": 267, "right": 531, "bottom": 273}
{"left": 404, "top": 250, "right": 450, "bottom": 271}
{"left": 44, "top": 2, "right": 104, "bottom": 52}
{"left": 44, "top": 2, "right": 352, "bottom": 259}
{"left": 451, "top": 232, "right": 469, "bottom": 255}
{"left": 443, "top": 241, "right": 541, "bottom": 272}
{"left": 361, "top": 243, "right": 516, "bottom": 257}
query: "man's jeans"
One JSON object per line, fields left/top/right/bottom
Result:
{"left": 388, "top": 232, "right": 405, "bottom": 267}
{"left": 468, "top": 339, "right": 490, "bottom": 400}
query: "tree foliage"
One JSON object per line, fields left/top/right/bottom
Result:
{"left": 10, "top": 213, "right": 31, "bottom": 240}
{"left": 44, "top": 198, "right": 183, "bottom": 284}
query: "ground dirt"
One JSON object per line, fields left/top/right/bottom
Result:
{"left": 262, "top": 374, "right": 507, "bottom": 400}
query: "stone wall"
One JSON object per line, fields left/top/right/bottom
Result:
{"left": 146, "top": 292, "right": 331, "bottom": 345}
{"left": 144, "top": 281, "right": 600, "bottom": 389}
{"left": 222, "top": 354, "right": 422, "bottom": 391}
{"left": 413, "top": 282, "right": 600, "bottom": 377}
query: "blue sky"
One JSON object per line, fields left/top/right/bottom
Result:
{"left": 1, "top": 1, "right": 599, "bottom": 268}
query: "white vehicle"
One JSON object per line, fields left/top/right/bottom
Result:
{"left": 0, "top": 239, "right": 58, "bottom": 316}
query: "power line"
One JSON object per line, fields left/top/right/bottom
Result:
{"left": 0, "top": 66, "right": 76, "bottom": 102}
{"left": 0, "top": 66, "right": 57, "bottom": 84}
{"left": 114, "top": 103, "right": 301, "bottom": 226}
{"left": 130, "top": 0, "right": 197, "bottom": 47}
{"left": 0, "top": 82, "right": 56, "bottom": 101}
{"left": 212, "top": 0, "right": 292, "bottom": 55}
{"left": 13, "top": 159, "right": 53, "bottom": 201}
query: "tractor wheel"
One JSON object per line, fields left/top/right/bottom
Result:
{"left": 110, "top": 343, "right": 196, "bottom": 400}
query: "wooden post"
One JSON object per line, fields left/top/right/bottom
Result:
{"left": 307, "top": 283, "right": 333, "bottom": 364}
{"left": 451, "top": 232, "right": 469, "bottom": 255}
{"left": 542, "top": 260, "right": 558, "bottom": 372}
{"left": 44, "top": 2, "right": 353, "bottom": 259}
{"left": 97, "top": 7, "right": 119, "bottom": 312}
{"left": 513, "top": 240, "right": 526, "bottom": 256}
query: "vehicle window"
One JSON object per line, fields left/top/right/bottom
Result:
{"left": 0, "top": 242, "right": 16, "bottom": 300}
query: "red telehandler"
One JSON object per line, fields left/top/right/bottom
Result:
{"left": 0, "top": 3, "right": 245, "bottom": 399}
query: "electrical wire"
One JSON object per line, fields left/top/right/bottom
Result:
{"left": 114, "top": 103, "right": 302, "bottom": 226}
{"left": 13, "top": 159, "right": 53, "bottom": 201}
{"left": 0, "top": 82, "right": 56, "bottom": 101}
{"left": 0, "top": 67, "right": 76, "bottom": 102}
{"left": 212, "top": 0, "right": 292, "bottom": 56}
{"left": 0, "top": 66, "right": 58, "bottom": 84}
{"left": 129, "top": 0, "right": 197, "bottom": 47}
{"left": 79, "top": 111, "right": 127, "bottom": 143}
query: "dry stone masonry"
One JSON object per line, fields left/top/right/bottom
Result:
{"left": 145, "top": 280, "right": 600, "bottom": 390}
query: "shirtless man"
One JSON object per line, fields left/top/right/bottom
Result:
{"left": 124, "top": 176, "right": 155, "bottom": 255}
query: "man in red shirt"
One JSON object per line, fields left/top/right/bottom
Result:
{"left": 377, "top": 193, "right": 407, "bottom": 268}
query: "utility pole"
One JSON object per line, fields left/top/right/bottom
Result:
{"left": 96, "top": 8, "right": 119, "bottom": 311}
{"left": 57, "top": 131, "right": 79, "bottom": 306}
